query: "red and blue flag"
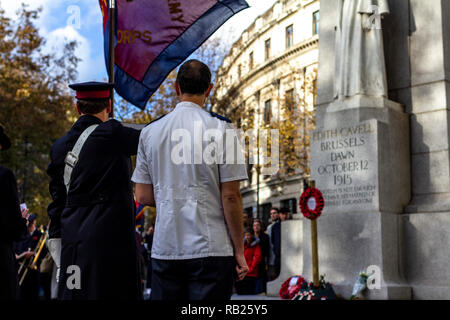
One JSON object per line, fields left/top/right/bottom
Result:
{"left": 99, "top": 0, "right": 249, "bottom": 110}
{"left": 135, "top": 198, "right": 146, "bottom": 229}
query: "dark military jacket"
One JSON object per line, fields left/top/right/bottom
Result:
{"left": 46, "top": 115, "right": 141, "bottom": 300}
{"left": 0, "top": 166, "right": 27, "bottom": 299}
{"left": 14, "top": 228, "right": 42, "bottom": 255}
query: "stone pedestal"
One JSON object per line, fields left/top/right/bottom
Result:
{"left": 267, "top": 219, "right": 303, "bottom": 297}
{"left": 309, "top": 99, "right": 412, "bottom": 299}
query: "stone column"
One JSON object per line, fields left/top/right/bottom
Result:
{"left": 388, "top": 0, "right": 450, "bottom": 300}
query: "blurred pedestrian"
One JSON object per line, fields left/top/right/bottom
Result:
{"left": 252, "top": 219, "right": 269, "bottom": 294}
{"left": 14, "top": 214, "right": 41, "bottom": 300}
{"left": 280, "top": 207, "right": 290, "bottom": 221}
{"left": 144, "top": 224, "right": 154, "bottom": 294}
{"left": 0, "top": 126, "right": 28, "bottom": 300}
{"left": 243, "top": 211, "right": 253, "bottom": 230}
{"left": 267, "top": 207, "right": 281, "bottom": 280}
{"left": 235, "top": 229, "right": 262, "bottom": 295}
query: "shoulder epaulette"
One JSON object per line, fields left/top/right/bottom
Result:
{"left": 146, "top": 114, "right": 167, "bottom": 127}
{"left": 210, "top": 111, "right": 232, "bottom": 123}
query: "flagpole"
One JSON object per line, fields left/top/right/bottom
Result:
{"left": 108, "top": 0, "right": 116, "bottom": 118}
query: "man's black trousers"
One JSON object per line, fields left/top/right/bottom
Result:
{"left": 150, "top": 256, "right": 235, "bottom": 300}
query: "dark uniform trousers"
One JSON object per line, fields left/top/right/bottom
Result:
{"left": 151, "top": 256, "right": 235, "bottom": 300}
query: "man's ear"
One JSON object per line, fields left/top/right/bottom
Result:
{"left": 205, "top": 83, "right": 214, "bottom": 98}
{"left": 76, "top": 103, "right": 82, "bottom": 116}
{"left": 175, "top": 81, "right": 181, "bottom": 97}
{"left": 107, "top": 99, "right": 112, "bottom": 114}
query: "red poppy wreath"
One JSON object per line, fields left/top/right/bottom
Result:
{"left": 279, "top": 276, "right": 305, "bottom": 300}
{"left": 299, "top": 187, "right": 325, "bottom": 220}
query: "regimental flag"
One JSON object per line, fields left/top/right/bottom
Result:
{"left": 135, "top": 198, "right": 146, "bottom": 230}
{"left": 99, "top": 0, "right": 249, "bottom": 110}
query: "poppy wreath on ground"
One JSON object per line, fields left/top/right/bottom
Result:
{"left": 279, "top": 276, "right": 306, "bottom": 300}
{"left": 299, "top": 187, "right": 325, "bottom": 220}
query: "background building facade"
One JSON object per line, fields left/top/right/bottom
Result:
{"left": 213, "top": 0, "right": 320, "bottom": 225}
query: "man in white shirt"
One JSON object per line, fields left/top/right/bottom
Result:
{"left": 132, "top": 60, "right": 249, "bottom": 300}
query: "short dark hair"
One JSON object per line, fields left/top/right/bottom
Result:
{"left": 253, "top": 218, "right": 265, "bottom": 230}
{"left": 270, "top": 207, "right": 279, "bottom": 213}
{"left": 77, "top": 99, "right": 109, "bottom": 114}
{"left": 244, "top": 228, "right": 254, "bottom": 235}
{"left": 176, "top": 59, "right": 211, "bottom": 95}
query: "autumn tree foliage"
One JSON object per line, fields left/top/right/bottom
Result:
{"left": 0, "top": 5, "right": 79, "bottom": 223}
{"left": 213, "top": 57, "right": 317, "bottom": 180}
{"left": 274, "top": 68, "right": 317, "bottom": 178}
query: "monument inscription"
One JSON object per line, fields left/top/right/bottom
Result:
{"left": 311, "top": 120, "right": 379, "bottom": 212}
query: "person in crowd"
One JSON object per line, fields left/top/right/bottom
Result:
{"left": 38, "top": 227, "right": 54, "bottom": 301}
{"left": 235, "top": 229, "right": 262, "bottom": 295}
{"left": 267, "top": 207, "right": 281, "bottom": 280}
{"left": 252, "top": 219, "right": 270, "bottom": 294}
{"left": 243, "top": 211, "right": 253, "bottom": 230}
{"left": 133, "top": 60, "right": 249, "bottom": 300}
{"left": 46, "top": 82, "right": 142, "bottom": 300}
{"left": 0, "top": 126, "right": 28, "bottom": 300}
{"left": 14, "top": 214, "right": 42, "bottom": 300}
{"left": 143, "top": 224, "right": 154, "bottom": 294}
{"left": 280, "top": 207, "right": 290, "bottom": 222}
{"left": 135, "top": 228, "right": 147, "bottom": 288}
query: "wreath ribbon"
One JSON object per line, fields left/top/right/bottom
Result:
{"left": 299, "top": 290, "right": 315, "bottom": 300}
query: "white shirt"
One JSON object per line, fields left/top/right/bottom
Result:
{"left": 132, "top": 101, "right": 248, "bottom": 260}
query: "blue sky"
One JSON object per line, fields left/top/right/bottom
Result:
{"left": 1, "top": 0, "right": 275, "bottom": 90}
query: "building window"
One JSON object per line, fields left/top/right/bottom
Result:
{"left": 285, "top": 89, "right": 295, "bottom": 112}
{"left": 280, "top": 198, "right": 297, "bottom": 214}
{"left": 249, "top": 51, "right": 254, "bottom": 69}
{"left": 261, "top": 203, "right": 273, "bottom": 224}
{"left": 313, "top": 11, "right": 320, "bottom": 35}
{"left": 286, "top": 24, "right": 293, "bottom": 49}
{"left": 265, "top": 39, "right": 271, "bottom": 61}
{"left": 264, "top": 99, "right": 272, "bottom": 124}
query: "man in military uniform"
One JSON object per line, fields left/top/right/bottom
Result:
{"left": 0, "top": 126, "right": 28, "bottom": 300}
{"left": 46, "top": 82, "right": 142, "bottom": 300}
{"left": 133, "top": 60, "right": 249, "bottom": 300}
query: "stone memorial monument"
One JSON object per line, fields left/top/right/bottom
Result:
{"left": 334, "top": 0, "right": 390, "bottom": 100}
{"left": 311, "top": 0, "right": 450, "bottom": 299}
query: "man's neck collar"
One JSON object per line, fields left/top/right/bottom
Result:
{"left": 179, "top": 96, "right": 205, "bottom": 108}
{"left": 80, "top": 113, "right": 106, "bottom": 122}
{"left": 176, "top": 101, "right": 204, "bottom": 110}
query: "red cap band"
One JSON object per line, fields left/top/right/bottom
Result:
{"left": 76, "top": 90, "right": 111, "bottom": 100}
